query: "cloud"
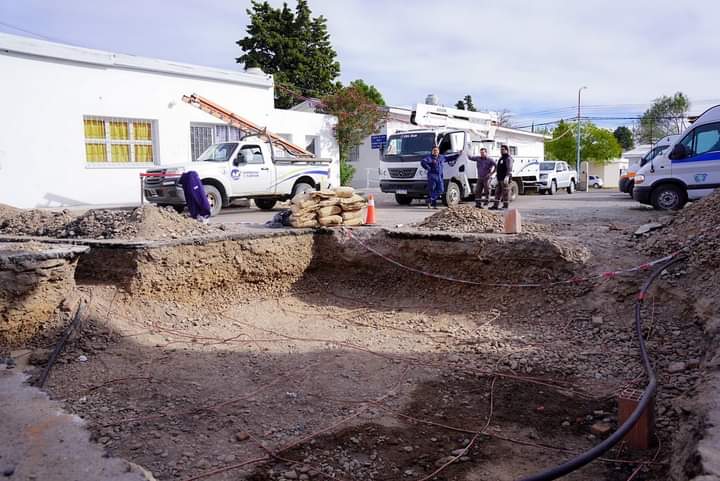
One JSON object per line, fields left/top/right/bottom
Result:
{"left": 2, "top": 0, "right": 720, "bottom": 126}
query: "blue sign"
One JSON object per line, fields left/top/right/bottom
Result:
{"left": 371, "top": 134, "right": 387, "bottom": 149}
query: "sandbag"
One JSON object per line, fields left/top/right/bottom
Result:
{"left": 339, "top": 194, "right": 365, "bottom": 205}
{"left": 312, "top": 189, "right": 336, "bottom": 199}
{"left": 318, "top": 197, "right": 340, "bottom": 207}
{"left": 341, "top": 209, "right": 364, "bottom": 221}
{"left": 334, "top": 186, "right": 355, "bottom": 198}
{"left": 291, "top": 203, "right": 319, "bottom": 216}
{"left": 342, "top": 217, "right": 364, "bottom": 226}
{"left": 318, "top": 215, "right": 343, "bottom": 226}
{"left": 290, "top": 218, "right": 318, "bottom": 228}
{"left": 341, "top": 202, "right": 366, "bottom": 212}
{"left": 318, "top": 205, "right": 341, "bottom": 217}
{"left": 290, "top": 212, "right": 316, "bottom": 223}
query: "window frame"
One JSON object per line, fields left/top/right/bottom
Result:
{"left": 84, "top": 116, "right": 158, "bottom": 166}
{"left": 238, "top": 145, "right": 265, "bottom": 165}
{"left": 691, "top": 122, "right": 720, "bottom": 157}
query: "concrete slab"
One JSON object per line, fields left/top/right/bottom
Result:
{"left": 0, "top": 369, "right": 154, "bottom": 481}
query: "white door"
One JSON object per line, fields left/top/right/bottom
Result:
{"left": 229, "top": 144, "right": 274, "bottom": 195}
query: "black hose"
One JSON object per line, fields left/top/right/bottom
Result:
{"left": 519, "top": 256, "right": 683, "bottom": 481}
{"left": 36, "top": 303, "right": 84, "bottom": 388}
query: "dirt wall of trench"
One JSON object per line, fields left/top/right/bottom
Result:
{"left": 0, "top": 245, "right": 86, "bottom": 347}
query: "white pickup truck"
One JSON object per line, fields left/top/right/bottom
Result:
{"left": 535, "top": 161, "right": 578, "bottom": 194}
{"left": 143, "top": 137, "right": 338, "bottom": 216}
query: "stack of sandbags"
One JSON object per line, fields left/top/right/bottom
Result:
{"left": 289, "top": 193, "right": 320, "bottom": 228}
{"left": 288, "top": 187, "right": 368, "bottom": 228}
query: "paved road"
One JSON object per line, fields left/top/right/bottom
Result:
{"left": 212, "top": 189, "right": 655, "bottom": 227}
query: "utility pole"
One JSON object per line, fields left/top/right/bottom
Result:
{"left": 576, "top": 86, "right": 587, "bottom": 190}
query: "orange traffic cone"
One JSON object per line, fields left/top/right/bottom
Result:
{"left": 365, "top": 194, "right": 377, "bottom": 225}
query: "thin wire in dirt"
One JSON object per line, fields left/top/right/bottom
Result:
{"left": 625, "top": 436, "right": 662, "bottom": 480}
{"left": 416, "top": 375, "right": 498, "bottom": 481}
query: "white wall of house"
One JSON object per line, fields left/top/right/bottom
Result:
{"left": 587, "top": 159, "right": 628, "bottom": 188}
{"left": 0, "top": 33, "right": 335, "bottom": 208}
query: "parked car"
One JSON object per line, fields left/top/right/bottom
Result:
{"left": 589, "top": 175, "right": 604, "bottom": 188}
{"left": 536, "top": 161, "right": 578, "bottom": 194}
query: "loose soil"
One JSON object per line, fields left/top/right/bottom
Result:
{"left": 5, "top": 197, "right": 712, "bottom": 481}
{"left": 0, "top": 205, "right": 219, "bottom": 240}
{"left": 415, "top": 205, "right": 551, "bottom": 234}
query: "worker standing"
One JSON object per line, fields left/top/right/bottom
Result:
{"left": 490, "top": 145, "right": 514, "bottom": 210}
{"left": 421, "top": 146, "right": 446, "bottom": 209}
{"left": 470, "top": 147, "right": 496, "bottom": 208}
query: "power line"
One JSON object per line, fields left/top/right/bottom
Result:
{"left": 0, "top": 20, "right": 59, "bottom": 42}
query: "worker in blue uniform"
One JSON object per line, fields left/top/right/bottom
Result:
{"left": 421, "top": 146, "right": 445, "bottom": 209}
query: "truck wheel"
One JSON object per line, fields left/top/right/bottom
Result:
{"left": 593, "top": 183, "right": 601, "bottom": 189}
{"left": 651, "top": 184, "right": 686, "bottom": 210}
{"left": 203, "top": 185, "right": 223, "bottom": 217}
{"left": 549, "top": 180, "right": 557, "bottom": 195}
{"left": 443, "top": 182, "right": 462, "bottom": 207}
{"left": 394, "top": 194, "right": 413, "bottom": 205}
{"left": 566, "top": 180, "right": 576, "bottom": 194}
{"left": 255, "top": 198, "right": 277, "bottom": 210}
{"left": 292, "top": 182, "right": 315, "bottom": 199}
{"left": 509, "top": 181, "right": 519, "bottom": 201}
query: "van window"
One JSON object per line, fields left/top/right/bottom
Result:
{"left": 694, "top": 123, "right": 720, "bottom": 156}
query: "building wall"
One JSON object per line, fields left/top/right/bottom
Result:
{"left": 0, "top": 50, "right": 278, "bottom": 208}
{"left": 588, "top": 160, "right": 628, "bottom": 188}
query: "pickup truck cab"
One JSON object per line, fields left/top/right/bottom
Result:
{"left": 536, "top": 161, "right": 577, "bottom": 194}
{"left": 143, "top": 136, "right": 338, "bottom": 216}
{"left": 634, "top": 105, "right": 720, "bottom": 210}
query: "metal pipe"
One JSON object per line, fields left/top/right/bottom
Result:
{"left": 576, "top": 86, "right": 587, "bottom": 190}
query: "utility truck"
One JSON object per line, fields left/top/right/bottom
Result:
{"left": 634, "top": 105, "right": 720, "bottom": 210}
{"left": 378, "top": 104, "right": 546, "bottom": 205}
{"left": 143, "top": 95, "right": 339, "bottom": 216}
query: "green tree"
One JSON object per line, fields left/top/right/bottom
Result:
{"left": 637, "top": 92, "right": 690, "bottom": 144}
{"left": 319, "top": 85, "right": 387, "bottom": 185}
{"left": 349, "top": 79, "right": 385, "bottom": 106}
{"left": 613, "top": 126, "right": 635, "bottom": 151}
{"left": 455, "top": 100, "right": 466, "bottom": 110}
{"left": 545, "top": 120, "right": 622, "bottom": 166}
{"left": 236, "top": 1, "right": 340, "bottom": 109}
{"left": 463, "top": 95, "right": 477, "bottom": 112}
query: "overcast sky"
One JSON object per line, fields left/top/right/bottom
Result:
{"left": 2, "top": 0, "right": 719, "bottom": 128}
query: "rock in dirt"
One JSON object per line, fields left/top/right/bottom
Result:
{"left": 668, "top": 361, "right": 687, "bottom": 373}
{"left": 590, "top": 422, "right": 612, "bottom": 436}
{"left": 634, "top": 222, "right": 663, "bottom": 236}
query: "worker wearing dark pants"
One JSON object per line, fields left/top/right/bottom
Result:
{"left": 421, "top": 146, "right": 446, "bottom": 209}
{"left": 470, "top": 148, "right": 496, "bottom": 208}
{"left": 490, "top": 145, "right": 514, "bottom": 210}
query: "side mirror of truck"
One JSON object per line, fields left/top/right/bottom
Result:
{"left": 233, "top": 154, "right": 246, "bottom": 166}
{"left": 669, "top": 144, "right": 687, "bottom": 160}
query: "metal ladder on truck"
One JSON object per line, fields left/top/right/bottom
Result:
{"left": 181, "top": 94, "right": 315, "bottom": 158}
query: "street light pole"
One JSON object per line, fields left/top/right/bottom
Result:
{"left": 576, "top": 86, "right": 587, "bottom": 190}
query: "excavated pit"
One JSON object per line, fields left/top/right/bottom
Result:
{"left": 0, "top": 226, "right": 706, "bottom": 481}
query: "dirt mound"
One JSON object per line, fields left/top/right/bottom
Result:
{"left": 643, "top": 188, "right": 720, "bottom": 267}
{"left": 0, "top": 205, "right": 217, "bottom": 240}
{"left": 0, "top": 209, "right": 75, "bottom": 237}
{"left": 416, "top": 205, "right": 549, "bottom": 234}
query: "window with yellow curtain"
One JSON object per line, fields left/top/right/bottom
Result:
{"left": 111, "top": 144, "right": 130, "bottom": 162}
{"left": 85, "top": 143, "right": 107, "bottom": 162}
{"left": 84, "top": 119, "right": 105, "bottom": 139}
{"left": 134, "top": 145, "right": 153, "bottom": 162}
{"left": 84, "top": 116, "right": 156, "bottom": 164}
{"left": 134, "top": 122, "right": 152, "bottom": 141}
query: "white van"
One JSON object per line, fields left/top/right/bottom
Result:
{"left": 621, "top": 135, "right": 678, "bottom": 197}
{"left": 634, "top": 105, "right": 720, "bottom": 210}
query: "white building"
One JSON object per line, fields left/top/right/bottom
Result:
{"left": 0, "top": 33, "right": 337, "bottom": 208}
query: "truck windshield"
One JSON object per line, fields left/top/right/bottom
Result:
{"left": 197, "top": 142, "right": 238, "bottom": 162}
{"left": 640, "top": 145, "right": 669, "bottom": 166}
{"left": 539, "top": 162, "right": 555, "bottom": 171}
{"left": 383, "top": 133, "right": 436, "bottom": 162}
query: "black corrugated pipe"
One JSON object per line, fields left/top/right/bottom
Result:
{"left": 519, "top": 256, "right": 683, "bottom": 481}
